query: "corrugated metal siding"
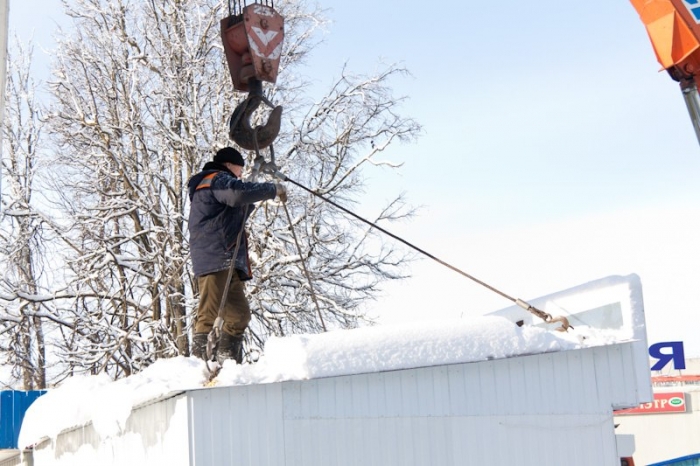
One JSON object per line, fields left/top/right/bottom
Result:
{"left": 0, "top": 452, "right": 26, "bottom": 466}
{"left": 188, "top": 382, "right": 287, "bottom": 466}
{"left": 32, "top": 393, "right": 190, "bottom": 466}
{"left": 488, "top": 273, "right": 653, "bottom": 408}
{"left": 594, "top": 342, "right": 650, "bottom": 409}
{"left": 189, "top": 342, "right": 647, "bottom": 466}
{"left": 25, "top": 341, "right": 649, "bottom": 465}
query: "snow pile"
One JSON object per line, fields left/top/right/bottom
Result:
{"left": 18, "top": 314, "right": 628, "bottom": 449}
{"left": 216, "top": 316, "right": 582, "bottom": 385}
{"left": 19, "top": 357, "right": 209, "bottom": 447}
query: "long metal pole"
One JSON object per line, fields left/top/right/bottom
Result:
{"left": 681, "top": 80, "right": 700, "bottom": 146}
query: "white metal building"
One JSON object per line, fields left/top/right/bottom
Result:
{"left": 22, "top": 343, "right": 648, "bottom": 466}
{"left": 11, "top": 274, "right": 651, "bottom": 466}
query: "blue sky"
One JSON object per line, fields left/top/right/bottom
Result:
{"left": 305, "top": 0, "right": 700, "bottom": 357}
{"left": 8, "top": 0, "right": 700, "bottom": 356}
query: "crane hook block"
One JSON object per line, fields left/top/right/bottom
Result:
{"left": 221, "top": 4, "right": 285, "bottom": 92}
{"left": 229, "top": 94, "right": 283, "bottom": 150}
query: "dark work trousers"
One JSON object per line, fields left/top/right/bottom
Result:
{"left": 194, "top": 269, "right": 251, "bottom": 336}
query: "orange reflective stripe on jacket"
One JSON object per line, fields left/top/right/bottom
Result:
{"left": 196, "top": 173, "right": 217, "bottom": 190}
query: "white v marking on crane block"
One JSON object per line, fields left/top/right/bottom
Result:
{"left": 249, "top": 27, "right": 283, "bottom": 59}
{"left": 251, "top": 27, "right": 279, "bottom": 47}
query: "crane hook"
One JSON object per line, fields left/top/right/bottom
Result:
{"left": 228, "top": 93, "right": 283, "bottom": 150}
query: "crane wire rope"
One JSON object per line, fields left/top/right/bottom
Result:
{"left": 264, "top": 170, "right": 571, "bottom": 332}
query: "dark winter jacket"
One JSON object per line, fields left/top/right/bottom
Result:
{"left": 187, "top": 161, "right": 277, "bottom": 278}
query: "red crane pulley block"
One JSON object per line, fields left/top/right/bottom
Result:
{"left": 221, "top": 4, "right": 285, "bottom": 93}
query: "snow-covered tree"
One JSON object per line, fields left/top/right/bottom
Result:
{"left": 0, "top": 40, "right": 52, "bottom": 389}
{"left": 10, "top": 0, "right": 419, "bottom": 381}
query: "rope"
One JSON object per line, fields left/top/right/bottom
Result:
{"left": 275, "top": 175, "right": 570, "bottom": 330}
{"left": 282, "top": 202, "right": 326, "bottom": 331}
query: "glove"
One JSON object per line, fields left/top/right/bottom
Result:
{"left": 275, "top": 183, "right": 287, "bottom": 203}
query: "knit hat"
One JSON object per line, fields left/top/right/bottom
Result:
{"left": 214, "top": 147, "right": 245, "bottom": 166}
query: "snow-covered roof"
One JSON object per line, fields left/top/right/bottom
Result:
{"left": 18, "top": 274, "right": 646, "bottom": 449}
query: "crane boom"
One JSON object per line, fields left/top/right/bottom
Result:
{"left": 631, "top": 0, "right": 700, "bottom": 144}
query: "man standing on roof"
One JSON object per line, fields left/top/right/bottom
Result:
{"left": 187, "top": 147, "right": 287, "bottom": 364}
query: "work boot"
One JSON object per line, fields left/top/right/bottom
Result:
{"left": 191, "top": 333, "right": 209, "bottom": 360}
{"left": 217, "top": 333, "right": 244, "bottom": 365}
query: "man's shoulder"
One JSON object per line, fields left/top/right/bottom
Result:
{"left": 209, "top": 170, "right": 242, "bottom": 190}
{"left": 190, "top": 169, "right": 227, "bottom": 185}
{"left": 187, "top": 170, "right": 228, "bottom": 200}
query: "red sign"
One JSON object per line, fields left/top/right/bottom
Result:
{"left": 615, "top": 392, "right": 687, "bottom": 415}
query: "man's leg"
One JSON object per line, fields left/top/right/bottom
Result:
{"left": 194, "top": 270, "right": 231, "bottom": 334}
{"left": 222, "top": 272, "right": 251, "bottom": 336}
{"left": 192, "top": 270, "right": 251, "bottom": 363}
{"left": 192, "top": 270, "right": 233, "bottom": 359}
{"left": 218, "top": 272, "right": 251, "bottom": 364}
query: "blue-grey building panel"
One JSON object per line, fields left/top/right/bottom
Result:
{"left": 0, "top": 391, "right": 46, "bottom": 449}
{"left": 649, "top": 453, "right": 700, "bottom": 466}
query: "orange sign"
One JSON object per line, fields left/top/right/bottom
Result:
{"left": 615, "top": 392, "right": 687, "bottom": 415}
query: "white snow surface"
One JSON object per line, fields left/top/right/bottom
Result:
{"left": 18, "top": 315, "right": 627, "bottom": 449}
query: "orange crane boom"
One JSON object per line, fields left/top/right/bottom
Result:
{"left": 631, "top": 0, "right": 700, "bottom": 143}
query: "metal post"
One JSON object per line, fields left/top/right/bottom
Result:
{"left": 681, "top": 80, "right": 700, "bottom": 146}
